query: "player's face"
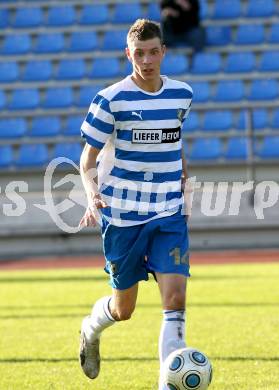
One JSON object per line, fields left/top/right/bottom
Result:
{"left": 126, "top": 37, "right": 165, "bottom": 82}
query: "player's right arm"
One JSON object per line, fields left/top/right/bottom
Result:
{"left": 79, "top": 144, "right": 108, "bottom": 228}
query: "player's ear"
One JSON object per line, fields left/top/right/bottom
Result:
{"left": 125, "top": 46, "right": 132, "bottom": 62}
{"left": 162, "top": 44, "right": 166, "bottom": 57}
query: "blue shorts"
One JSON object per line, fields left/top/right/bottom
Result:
{"left": 101, "top": 212, "right": 190, "bottom": 290}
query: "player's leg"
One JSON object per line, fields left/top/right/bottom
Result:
{"left": 80, "top": 283, "right": 138, "bottom": 379}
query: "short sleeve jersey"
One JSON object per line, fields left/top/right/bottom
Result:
{"left": 81, "top": 75, "right": 193, "bottom": 227}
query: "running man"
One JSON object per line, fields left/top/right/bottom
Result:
{"left": 78, "top": 19, "right": 193, "bottom": 390}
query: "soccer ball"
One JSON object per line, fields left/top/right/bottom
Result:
{"left": 163, "top": 347, "right": 213, "bottom": 390}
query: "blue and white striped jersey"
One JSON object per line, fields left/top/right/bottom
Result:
{"left": 81, "top": 75, "right": 193, "bottom": 226}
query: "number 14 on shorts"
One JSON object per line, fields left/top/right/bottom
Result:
{"left": 169, "top": 248, "right": 189, "bottom": 265}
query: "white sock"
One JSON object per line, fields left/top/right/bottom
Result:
{"left": 159, "top": 310, "right": 186, "bottom": 390}
{"left": 83, "top": 296, "right": 115, "bottom": 342}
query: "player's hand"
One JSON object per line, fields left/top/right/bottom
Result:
{"left": 79, "top": 193, "right": 108, "bottom": 228}
{"left": 182, "top": 177, "right": 194, "bottom": 221}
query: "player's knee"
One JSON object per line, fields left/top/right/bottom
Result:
{"left": 115, "top": 307, "right": 134, "bottom": 321}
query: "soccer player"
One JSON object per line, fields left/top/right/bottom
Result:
{"left": 78, "top": 19, "right": 193, "bottom": 390}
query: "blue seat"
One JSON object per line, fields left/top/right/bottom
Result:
{"left": 182, "top": 112, "right": 199, "bottom": 132}
{"left": 206, "top": 26, "right": 231, "bottom": 46}
{"left": 1, "top": 33, "right": 31, "bottom": 55}
{"left": 0, "top": 146, "right": 13, "bottom": 168}
{"left": 212, "top": 0, "right": 241, "bottom": 19}
{"left": 79, "top": 4, "right": 109, "bottom": 24}
{"left": 102, "top": 30, "right": 128, "bottom": 51}
{"left": 199, "top": 0, "right": 208, "bottom": 19}
{"left": 43, "top": 87, "right": 73, "bottom": 108}
{"left": 147, "top": 3, "right": 160, "bottom": 21}
{"left": 269, "top": 24, "right": 279, "bottom": 43}
{"left": 9, "top": 89, "right": 40, "bottom": 110}
{"left": 29, "top": 116, "right": 61, "bottom": 137}
{"left": 225, "top": 52, "right": 255, "bottom": 73}
{"left": 0, "top": 91, "right": 6, "bottom": 109}
{"left": 237, "top": 110, "right": 250, "bottom": 131}
{"left": 35, "top": 33, "right": 64, "bottom": 53}
{"left": 271, "top": 109, "right": 279, "bottom": 129}
{"left": 225, "top": 137, "right": 248, "bottom": 160}
{"left": 112, "top": 3, "right": 143, "bottom": 23}
{"left": 190, "top": 82, "right": 210, "bottom": 102}
{"left": 257, "top": 136, "right": 279, "bottom": 158}
{"left": 0, "top": 118, "right": 26, "bottom": 138}
{"left": 214, "top": 80, "right": 245, "bottom": 102}
{"left": 252, "top": 109, "right": 269, "bottom": 129}
{"left": 161, "top": 54, "right": 188, "bottom": 75}
{"left": 12, "top": 7, "right": 43, "bottom": 28}
{"left": 22, "top": 60, "right": 52, "bottom": 81}
{"left": 47, "top": 5, "right": 75, "bottom": 26}
{"left": 191, "top": 53, "right": 221, "bottom": 74}
{"left": 0, "top": 9, "right": 9, "bottom": 28}
{"left": 0, "top": 62, "right": 19, "bottom": 82}
{"left": 235, "top": 24, "right": 265, "bottom": 45}
{"left": 56, "top": 59, "right": 86, "bottom": 80}
{"left": 69, "top": 31, "right": 98, "bottom": 52}
{"left": 249, "top": 79, "right": 278, "bottom": 100}
{"left": 204, "top": 110, "right": 233, "bottom": 131}
{"left": 245, "top": 0, "right": 275, "bottom": 18}
{"left": 190, "top": 138, "right": 222, "bottom": 160}
{"left": 77, "top": 86, "right": 104, "bottom": 107}
{"left": 63, "top": 115, "right": 85, "bottom": 136}
{"left": 53, "top": 143, "right": 82, "bottom": 164}
{"left": 16, "top": 144, "right": 49, "bottom": 167}
{"left": 259, "top": 51, "right": 279, "bottom": 72}
{"left": 90, "top": 58, "right": 121, "bottom": 78}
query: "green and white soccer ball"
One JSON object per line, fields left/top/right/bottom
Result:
{"left": 163, "top": 347, "right": 213, "bottom": 390}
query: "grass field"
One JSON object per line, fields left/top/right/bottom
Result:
{"left": 1, "top": 262, "right": 279, "bottom": 390}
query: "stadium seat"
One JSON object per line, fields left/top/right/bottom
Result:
{"left": 0, "top": 146, "right": 13, "bottom": 168}
{"left": 269, "top": 24, "right": 279, "bottom": 43}
{"left": 0, "top": 33, "right": 31, "bottom": 55}
{"left": 190, "top": 82, "right": 210, "bottom": 102}
{"left": 249, "top": 79, "right": 278, "bottom": 100}
{"left": 102, "top": 30, "right": 128, "bottom": 51}
{"left": 225, "top": 52, "right": 255, "bottom": 73}
{"left": 63, "top": 115, "right": 85, "bottom": 136}
{"left": 214, "top": 80, "right": 245, "bottom": 102}
{"left": 235, "top": 24, "right": 265, "bottom": 45}
{"left": 0, "top": 9, "right": 9, "bottom": 28}
{"left": 0, "top": 118, "right": 27, "bottom": 138}
{"left": 257, "top": 136, "right": 279, "bottom": 158}
{"left": 0, "top": 62, "right": 19, "bottom": 82}
{"left": 0, "top": 91, "right": 5, "bottom": 109}
{"left": 204, "top": 111, "right": 233, "bottom": 131}
{"left": 245, "top": 0, "right": 275, "bottom": 18}
{"left": 225, "top": 137, "right": 248, "bottom": 160}
{"left": 56, "top": 59, "right": 86, "bottom": 80}
{"left": 199, "top": 0, "right": 208, "bottom": 19}
{"left": 206, "top": 26, "right": 231, "bottom": 46}
{"left": 182, "top": 112, "right": 199, "bottom": 132}
{"left": 34, "top": 33, "right": 64, "bottom": 53}
{"left": 9, "top": 89, "right": 40, "bottom": 110}
{"left": 191, "top": 53, "right": 221, "bottom": 74}
{"left": 252, "top": 109, "right": 269, "bottom": 129}
{"left": 22, "top": 60, "right": 52, "bottom": 81}
{"left": 161, "top": 54, "right": 188, "bottom": 75}
{"left": 12, "top": 7, "right": 43, "bottom": 28}
{"left": 43, "top": 87, "right": 73, "bottom": 109}
{"left": 47, "top": 5, "right": 75, "bottom": 26}
{"left": 237, "top": 110, "right": 249, "bottom": 131}
{"left": 212, "top": 0, "right": 241, "bottom": 19}
{"left": 190, "top": 138, "right": 222, "bottom": 160}
{"left": 79, "top": 4, "right": 109, "bottom": 24}
{"left": 90, "top": 58, "right": 121, "bottom": 78}
{"left": 259, "top": 51, "right": 279, "bottom": 72}
{"left": 76, "top": 86, "right": 104, "bottom": 107}
{"left": 147, "top": 3, "right": 160, "bottom": 21}
{"left": 29, "top": 116, "right": 61, "bottom": 137}
{"left": 112, "top": 3, "right": 143, "bottom": 24}
{"left": 53, "top": 143, "right": 82, "bottom": 164}
{"left": 15, "top": 144, "right": 49, "bottom": 167}
{"left": 271, "top": 109, "right": 279, "bottom": 129}
{"left": 69, "top": 31, "right": 98, "bottom": 52}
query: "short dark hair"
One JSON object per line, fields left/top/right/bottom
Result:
{"left": 127, "top": 19, "right": 163, "bottom": 46}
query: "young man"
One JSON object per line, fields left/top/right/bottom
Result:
{"left": 78, "top": 19, "right": 193, "bottom": 390}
